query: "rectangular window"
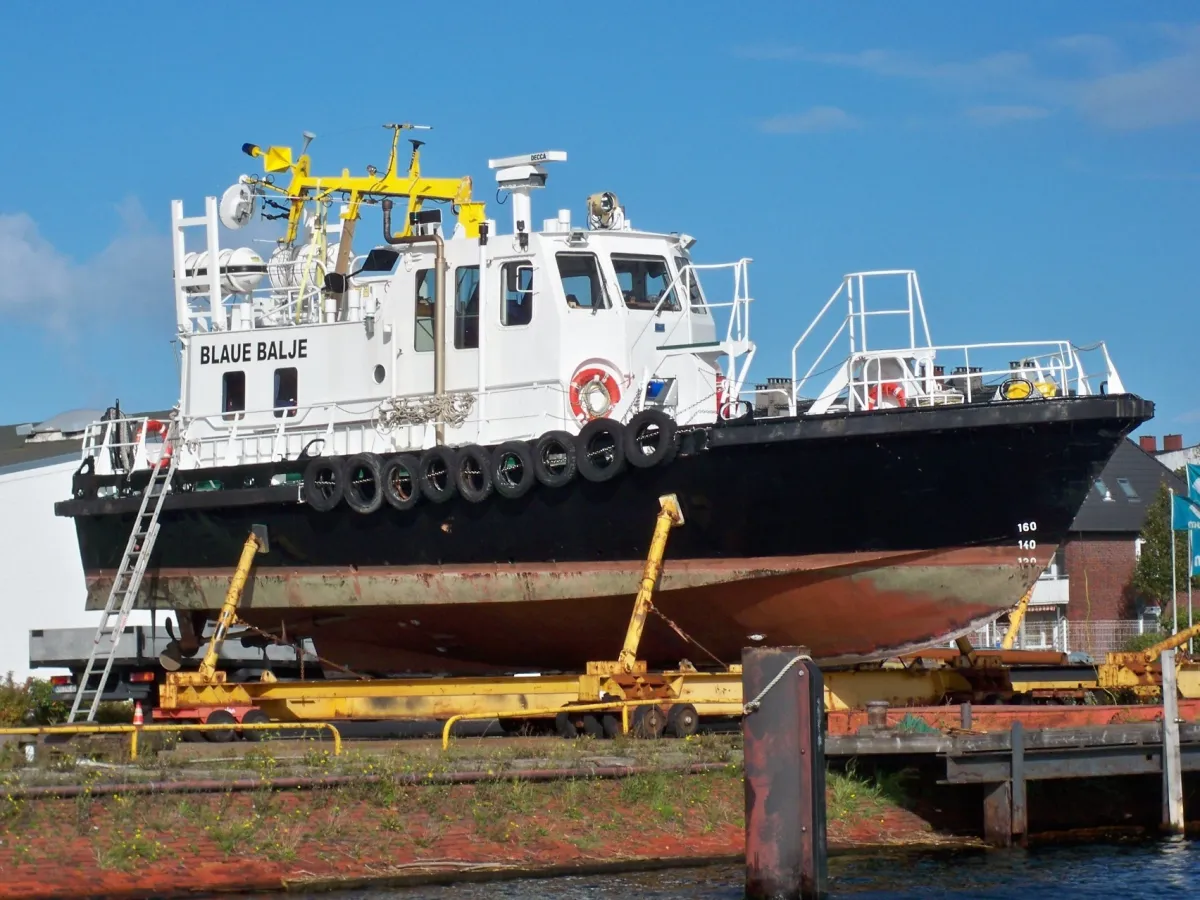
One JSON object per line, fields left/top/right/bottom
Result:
{"left": 501, "top": 261, "right": 533, "bottom": 326}
{"left": 674, "top": 256, "right": 707, "bottom": 313}
{"left": 273, "top": 367, "right": 297, "bottom": 418}
{"left": 1093, "top": 478, "right": 1114, "bottom": 501}
{"left": 454, "top": 266, "right": 480, "bottom": 349}
{"left": 612, "top": 254, "right": 680, "bottom": 311}
{"left": 222, "top": 371, "right": 245, "bottom": 420}
{"left": 556, "top": 253, "right": 609, "bottom": 310}
{"left": 415, "top": 268, "right": 436, "bottom": 351}
{"left": 1116, "top": 477, "right": 1139, "bottom": 500}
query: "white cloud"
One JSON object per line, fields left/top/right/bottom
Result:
{"left": 759, "top": 106, "right": 861, "bottom": 134}
{"left": 965, "top": 104, "right": 1052, "bottom": 126}
{"left": 740, "top": 23, "right": 1200, "bottom": 131}
{"left": 0, "top": 198, "right": 170, "bottom": 330}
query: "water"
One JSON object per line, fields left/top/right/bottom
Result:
{"left": 236, "top": 838, "right": 1199, "bottom": 898}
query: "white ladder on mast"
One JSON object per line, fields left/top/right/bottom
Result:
{"left": 68, "top": 439, "right": 177, "bottom": 723}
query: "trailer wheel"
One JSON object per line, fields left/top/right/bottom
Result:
{"left": 632, "top": 706, "right": 666, "bottom": 739}
{"left": 667, "top": 703, "right": 699, "bottom": 738}
{"left": 204, "top": 710, "right": 237, "bottom": 743}
{"left": 582, "top": 713, "right": 606, "bottom": 739}
{"left": 555, "top": 711, "right": 580, "bottom": 739}
{"left": 241, "top": 708, "right": 271, "bottom": 741}
{"left": 602, "top": 713, "right": 623, "bottom": 739}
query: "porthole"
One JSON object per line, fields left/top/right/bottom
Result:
{"left": 373, "top": 365, "right": 385, "bottom": 384}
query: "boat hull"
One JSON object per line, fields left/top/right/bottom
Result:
{"left": 58, "top": 395, "right": 1153, "bottom": 673}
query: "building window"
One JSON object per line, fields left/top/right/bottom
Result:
{"left": 415, "top": 269, "right": 436, "bottom": 351}
{"left": 1135, "top": 537, "right": 1145, "bottom": 560}
{"left": 501, "top": 261, "right": 533, "bottom": 326}
{"left": 1040, "top": 548, "right": 1066, "bottom": 579}
{"left": 454, "top": 266, "right": 480, "bottom": 349}
{"left": 222, "top": 371, "right": 245, "bottom": 420}
{"left": 612, "top": 254, "right": 680, "bottom": 311}
{"left": 556, "top": 253, "right": 609, "bottom": 310}
{"left": 1093, "top": 478, "right": 1114, "bottom": 501}
{"left": 1116, "top": 477, "right": 1139, "bottom": 501}
{"left": 273, "top": 367, "right": 297, "bottom": 418}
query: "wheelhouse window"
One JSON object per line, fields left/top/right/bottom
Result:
{"left": 454, "top": 266, "right": 480, "bottom": 349}
{"left": 222, "top": 371, "right": 245, "bottom": 420}
{"left": 612, "top": 254, "right": 680, "bottom": 311}
{"left": 501, "top": 261, "right": 533, "bottom": 326}
{"left": 273, "top": 367, "right": 297, "bottom": 418}
{"left": 415, "top": 269, "right": 435, "bottom": 351}
{"left": 556, "top": 253, "right": 609, "bottom": 310}
{"left": 674, "top": 256, "right": 707, "bottom": 313}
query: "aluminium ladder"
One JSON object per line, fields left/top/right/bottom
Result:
{"left": 68, "top": 431, "right": 177, "bottom": 723}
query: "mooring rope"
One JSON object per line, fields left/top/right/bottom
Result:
{"left": 742, "top": 653, "right": 812, "bottom": 715}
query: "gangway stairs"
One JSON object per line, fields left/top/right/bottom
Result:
{"left": 67, "top": 431, "right": 177, "bottom": 723}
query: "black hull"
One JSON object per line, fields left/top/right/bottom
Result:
{"left": 60, "top": 396, "right": 1151, "bottom": 575}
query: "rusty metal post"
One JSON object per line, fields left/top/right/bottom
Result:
{"left": 1011, "top": 721, "right": 1027, "bottom": 843}
{"left": 743, "top": 646, "right": 827, "bottom": 900}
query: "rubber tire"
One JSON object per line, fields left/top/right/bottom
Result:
{"left": 381, "top": 454, "right": 422, "bottom": 511}
{"left": 343, "top": 453, "right": 384, "bottom": 515}
{"left": 533, "top": 431, "right": 578, "bottom": 489}
{"left": 576, "top": 419, "right": 627, "bottom": 483}
{"left": 303, "top": 457, "right": 344, "bottom": 512}
{"left": 555, "top": 711, "right": 580, "bottom": 739}
{"left": 601, "top": 712, "right": 623, "bottom": 739}
{"left": 455, "top": 444, "right": 494, "bottom": 503}
{"left": 182, "top": 725, "right": 206, "bottom": 743}
{"left": 623, "top": 409, "right": 678, "bottom": 469}
{"left": 666, "top": 703, "right": 699, "bottom": 739}
{"left": 241, "top": 708, "right": 271, "bottom": 742}
{"left": 631, "top": 706, "right": 666, "bottom": 740}
{"left": 418, "top": 446, "right": 458, "bottom": 504}
{"left": 582, "top": 713, "right": 606, "bottom": 740}
{"left": 204, "top": 709, "right": 237, "bottom": 743}
{"left": 491, "top": 441, "right": 536, "bottom": 500}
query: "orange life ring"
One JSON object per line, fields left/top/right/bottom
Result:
{"left": 867, "top": 382, "right": 906, "bottom": 410}
{"left": 136, "top": 418, "right": 173, "bottom": 458}
{"left": 569, "top": 367, "right": 621, "bottom": 424}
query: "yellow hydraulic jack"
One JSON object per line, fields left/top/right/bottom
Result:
{"left": 158, "top": 527, "right": 269, "bottom": 710}
{"left": 1098, "top": 620, "right": 1200, "bottom": 699}
{"left": 1000, "top": 588, "right": 1033, "bottom": 650}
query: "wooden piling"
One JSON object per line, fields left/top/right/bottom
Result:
{"left": 1162, "top": 648, "right": 1184, "bottom": 833}
{"left": 743, "top": 646, "right": 827, "bottom": 900}
{"left": 1010, "top": 721, "right": 1027, "bottom": 843}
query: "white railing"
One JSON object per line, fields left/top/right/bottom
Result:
{"left": 961, "top": 617, "right": 1165, "bottom": 656}
{"left": 80, "top": 382, "right": 574, "bottom": 476}
{"left": 785, "top": 270, "right": 1125, "bottom": 417}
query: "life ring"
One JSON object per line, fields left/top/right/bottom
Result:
{"left": 867, "top": 382, "right": 906, "bottom": 410}
{"left": 136, "top": 418, "right": 173, "bottom": 458}
{"left": 569, "top": 366, "right": 621, "bottom": 424}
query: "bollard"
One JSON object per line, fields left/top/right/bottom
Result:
{"left": 1162, "top": 648, "right": 1184, "bottom": 833}
{"left": 865, "top": 700, "right": 889, "bottom": 729}
{"left": 743, "top": 646, "right": 827, "bottom": 900}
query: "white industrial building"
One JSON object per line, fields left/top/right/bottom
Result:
{"left": 0, "top": 409, "right": 172, "bottom": 680}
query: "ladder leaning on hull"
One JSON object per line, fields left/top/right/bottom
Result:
{"left": 68, "top": 435, "right": 177, "bottom": 723}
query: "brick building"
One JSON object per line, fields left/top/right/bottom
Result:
{"left": 980, "top": 437, "right": 1185, "bottom": 654}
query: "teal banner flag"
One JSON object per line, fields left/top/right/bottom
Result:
{"left": 1188, "top": 463, "right": 1200, "bottom": 506}
{"left": 1171, "top": 491, "right": 1200, "bottom": 531}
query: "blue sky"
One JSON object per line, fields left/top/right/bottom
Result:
{"left": 0, "top": 2, "right": 1196, "bottom": 444}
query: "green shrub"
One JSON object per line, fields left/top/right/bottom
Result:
{"left": 0, "top": 674, "right": 68, "bottom": 726}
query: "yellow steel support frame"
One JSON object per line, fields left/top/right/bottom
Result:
{"left": 616, "top": 494, "right": 684, "bottom": 673}
{"left": 1000, "top": 588, "right": 1033, "bottom": 650}
{"left": 244, "top": 124, "right": 487, "bottom": 246}
{"left": 0, "top": 722, "right": 341, "bottom": 761}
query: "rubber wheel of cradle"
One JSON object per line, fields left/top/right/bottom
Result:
{"left": 181, "top": 725, "right": 206, "bottom": 743}
{"left": 342, "top": 452, "right": 384, "bottom": 515}
{"left": 381, "top": 454, "right": 422, "bottom": 511}
{"left": 575, "top": 418, "right": 628, "bottom": 483}
{"left": 555, "top": 711, "right": 581, "bottom": 739}
{"left": 666, "top": 703, "right": 699, "bottom": 739}
{"left": 204, "top": 709, "right": 238, "bottom": 743}
{"left": 623, "top": 409, "right": 678, "bottom": 469}
{"left": 601, "top": 713, "right": 623, "bottom": 739}
{"left": 302, "top": 456, "right": 345, "bottom": 512}
{"left": 240, "top": 708, "right": 272, "bottom": 742}
{"left": 454, "top": 444, "right": 494, "bottom": 503}
{"left": 631, "top": 706, "right": 666, "bottom": 740}
{"left": 533, "top": 431, "right": 578, "bottom": 488}
{"left": 491, "top": 440, "right": 537, "bottom": 499}
{"left": 582, "top": 713, "right": 606, "bottom": 740}
{"left": 418, "top": 446, "right": 458, "bottom": 503}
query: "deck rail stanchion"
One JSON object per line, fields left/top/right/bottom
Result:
{"left": 1162, "top": 648, "right": 1185, "bottom": 833}
{"left": 743, "top": 645, "right": 827, "bottom": 900}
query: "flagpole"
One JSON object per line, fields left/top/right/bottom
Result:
{"left": 1189, "top": 528, "right": 1194, "bottom": 654}
{"left": 1171, "top": 488, "right": 1178, "bottom": 636}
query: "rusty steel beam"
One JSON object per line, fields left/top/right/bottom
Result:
{"left": 743, "top": 646, "right": 827, "bottom": 900}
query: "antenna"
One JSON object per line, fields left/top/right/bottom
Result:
{"left": 488, "top": 151, "right": 568, "bottom": 235}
